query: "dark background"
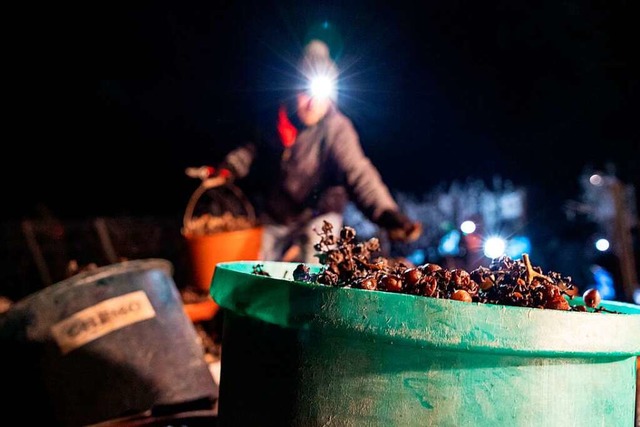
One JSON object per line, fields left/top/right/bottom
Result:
{"left": 6, "top": 0, "right": 638, "bottom": 221}
{"left": 0, "top": 0, "right": 637, "bottom": 305}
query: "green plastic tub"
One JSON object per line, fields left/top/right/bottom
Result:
{"left": 211, "top": 261, "right": 640, "bottom": 427}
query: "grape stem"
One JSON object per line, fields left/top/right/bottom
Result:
{"left": 522, "top": 253, "right": 552, "bottom": 285}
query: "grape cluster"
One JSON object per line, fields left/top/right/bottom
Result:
{"left": 287, "top": 221, "right": 611, "bottom": 312}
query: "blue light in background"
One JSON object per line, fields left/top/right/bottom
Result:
{"left": 438, "top": 230, "right": 461, "bottom": 256}
{"left": 506, "top": 235, "right": 532, "bottom": 259}
{"left": 590, "top": 265, "right": 616, "bottom": 300}
{"left": 407, "top": 249, "right": 426, "bottom": 265}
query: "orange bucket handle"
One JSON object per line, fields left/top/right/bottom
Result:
{"left": 182, "top": 178, "right": 257, "bottom": 235}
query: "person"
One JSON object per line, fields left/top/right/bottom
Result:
{"left": 211, "top": 39, "right": 422, "bottom": 263}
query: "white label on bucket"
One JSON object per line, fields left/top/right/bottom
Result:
{"left": 50, "top": 290, "right": 156, "bottom": 354}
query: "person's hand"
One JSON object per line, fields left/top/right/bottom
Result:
{"left": 213, "top": 165, "right": 234, "bottom": 181}
{"left": 185, "top": 165, "right": 234, "bottom": 182}
{"left": 185, "top": 166, "right": 215, "bottom": 180}
{"left": 388, "top": 220, "right": 422, "bottom": 243}
{"left": 378, "top": 209, "right": 423, "bottom": 243}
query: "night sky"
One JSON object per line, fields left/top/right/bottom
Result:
{"left": 6, "top": 0, "right": 639, "bottom": 222}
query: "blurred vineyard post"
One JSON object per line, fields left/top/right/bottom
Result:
{"left": 610, "top": 177, "right": 638, "bottom": 302}
{"left": 566, "top": 166, "right": 639, "bottom": 303}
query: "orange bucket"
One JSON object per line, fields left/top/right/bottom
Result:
{"left": 182, "top": 176, "right": 264, "bottom": 294}
{"left": 184, "top": 226, "right": 263, "bottom": 292}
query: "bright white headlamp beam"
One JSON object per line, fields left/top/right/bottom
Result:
{"left": 309, "top": 75, "right": 336, "bottom": 100}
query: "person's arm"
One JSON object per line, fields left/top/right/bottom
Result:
{"left": 218, "top": 142, "right": 257, "bottom": 180}
{"left": 328, "top": 123, "right": 397, "bottom": 220}
{"left": 327, "top": 118, "right": 422, "bottom": 242}
{"left": 185, "top": 140, "right": 257, "bottom": 182}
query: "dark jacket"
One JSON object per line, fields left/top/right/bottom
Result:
{"left": 223, "top": 104, "right": 399, "bottom": 226}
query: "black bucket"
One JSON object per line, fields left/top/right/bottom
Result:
{"left": 0, "top": 259, "right": 217, "bottom": 427}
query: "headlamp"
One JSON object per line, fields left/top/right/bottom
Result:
{"left": 309, "top": 74, "right": 336, "bottom": 100}
{"left": 298, "top": 39, "right": 339, "bottom": 101}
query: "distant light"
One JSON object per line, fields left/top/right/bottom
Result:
{"left": 595, "top": 238, "right": 610, "bottom": 252}
{"left": 438, "top": 230, "right": 461, "bottom": 256}
{"left": 634, "top": 288, "right": 640, "bottom": 305}
{"left": 506, "top": 235, "right": 531, "bottom": 259}
{"left": 590, "top": 265, "right": 616, "bottom": 300}
{"left": 460, "top": 220, "right": 476, "bottom": 234}
{"left": 589, "top": 174, "right": 603, "bottom": 186}
{"left": 407, "top": 249, "right": 426, "bottom": 265}
{"left": 499, "top": 191, "right": 525, "bottom": 220}
{"left": 484, "top": 236, "right": 506, "bottom": 259}
{"left": 309, "top": 75, "right": 336, "bottom": 100}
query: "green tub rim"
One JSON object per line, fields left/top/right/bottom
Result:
{"left": 211, "top": 260, "right": 640, "bottom": 358}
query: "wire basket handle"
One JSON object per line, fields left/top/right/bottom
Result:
{"left": 182, "top": 177, "right": 257, "bottom": 234}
